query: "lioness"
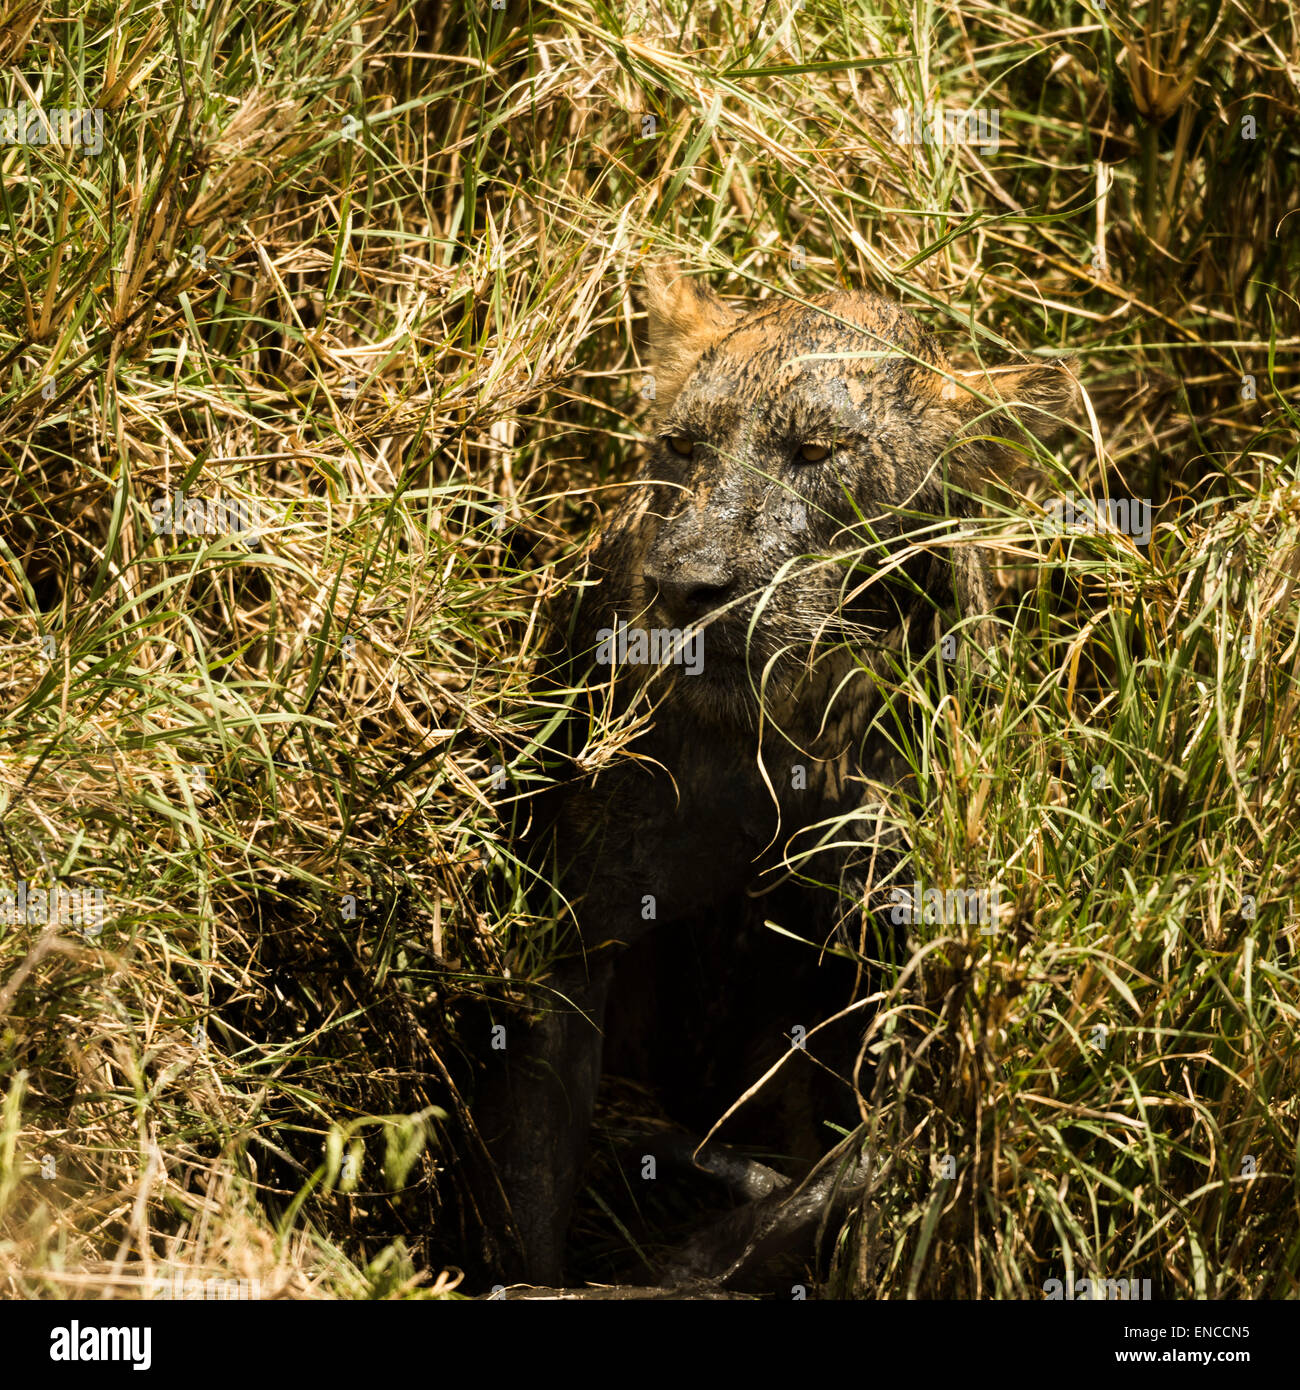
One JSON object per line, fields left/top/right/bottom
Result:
{"left": 476, "top": 265, "right": 1074, "bottom": 1289}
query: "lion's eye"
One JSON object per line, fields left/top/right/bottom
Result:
{"left": 798, "top": 442, "right": 832, "bottom": 463}
{"left": 667, "top": 436, "right": 695, "bottom": 457}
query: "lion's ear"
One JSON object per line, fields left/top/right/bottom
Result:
{"left": 642, "top": 262, "right": 738, "bottom": 413}
{"left": 950, "top": 359, "right": 1079, "bottom": 448}
{"left": 925, "top": 357, "right": 1078, "bottom": 490}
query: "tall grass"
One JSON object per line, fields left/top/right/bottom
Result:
{"left": 0, "top": 0, "right": 1296, "bottom": 1297}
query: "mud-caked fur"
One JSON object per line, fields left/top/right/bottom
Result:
{"left": 475, "top": 266, "right": 1075, "bottom": 1288}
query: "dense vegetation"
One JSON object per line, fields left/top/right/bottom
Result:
{"left": 1, "top": 0, "right": 1297, "bottom": 1297}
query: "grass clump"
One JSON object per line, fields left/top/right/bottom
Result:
{"left": 0, "top": 0, "right": 1297, "bottom": 1297}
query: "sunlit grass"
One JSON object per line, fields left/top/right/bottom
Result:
{"left": 0, "top": 0, "right": 1297, "bottom": 1298}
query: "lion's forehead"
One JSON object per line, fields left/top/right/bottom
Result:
{"left": 682, "top": 294, "right": 945, "bottom": 418}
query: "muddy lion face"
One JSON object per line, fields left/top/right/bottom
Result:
{"left": 580, "top": 267, "right": 1074, "bottom": 734}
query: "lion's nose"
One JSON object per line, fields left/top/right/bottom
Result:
{"left": 642, "top": 557, "right": 737, "bottom": 622}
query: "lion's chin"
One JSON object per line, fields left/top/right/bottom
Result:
{"left": 652, "top": 651, "right": 799, "bottom": 732}
{"left": 659, "top": 642, "right": 881, "bottom": 741}
{"left": 659, "top": 684, "right": 755, "bottom": 738}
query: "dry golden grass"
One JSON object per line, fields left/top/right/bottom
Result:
{"left": 1, "top": 0, "right": 1297, "bottom": 1297}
